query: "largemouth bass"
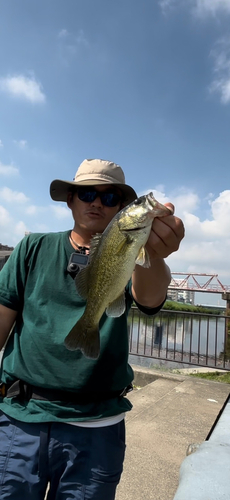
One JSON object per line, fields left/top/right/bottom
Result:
{"left": 65, "top": 192, "right": 172, "bottom": 358}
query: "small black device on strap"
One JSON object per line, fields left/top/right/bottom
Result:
{"left": 67, "top": 252, "right": 89, "bottom": 279}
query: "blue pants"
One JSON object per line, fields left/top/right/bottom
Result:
{"left": 0, "top": 410, "right": 126, "bottom": 499}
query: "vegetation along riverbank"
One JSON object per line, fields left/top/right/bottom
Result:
{"left": 162, "top": 300, "right": 225, "bottom": 315}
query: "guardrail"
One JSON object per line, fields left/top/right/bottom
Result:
{"left": 128, "top": 307, "right": 230, "bottom": 370}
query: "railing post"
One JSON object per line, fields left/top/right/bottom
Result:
{"left": 222, "top": 293, "right": 230, "bottom": 362}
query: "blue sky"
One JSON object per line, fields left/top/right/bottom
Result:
{"left": 0, "top": 0, "right": 230, "bottom": 304}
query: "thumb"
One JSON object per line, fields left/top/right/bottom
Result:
{"left": 164, "top": 202, "right": 174, "bottom": 215}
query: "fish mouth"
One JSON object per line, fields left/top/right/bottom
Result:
{"left": 146, "top": 192, "right": 172, "bottom": 215}
{"left": 146, "top": 192, "right": 157, "bottom": 206}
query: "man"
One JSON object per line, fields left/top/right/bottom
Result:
{"left": 0, "top": 158, "right": 184, "bottom": 500}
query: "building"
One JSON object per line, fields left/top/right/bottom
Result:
{"left": 177, "top": 289, "right": 195, "bottom": 304}
{"left": 0, "top": 246, "right": 14, "bottom": 271}
{"left": 167, "top": 288, "right": 178, "bottom": 302}
{"left": 168, "top": 280, "right": 195, "bottom": 304}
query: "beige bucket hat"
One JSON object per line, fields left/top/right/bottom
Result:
{"left": 50, "top": 158, "right": 137, "bottom": 205}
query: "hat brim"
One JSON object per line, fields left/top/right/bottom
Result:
{"left": 50, "top": 179, "right": 137, "bottom": 206}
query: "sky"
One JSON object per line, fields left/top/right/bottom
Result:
{"left": 0, "top": 0, "right": 230, "bottom": 305}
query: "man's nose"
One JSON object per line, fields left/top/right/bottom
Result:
{"left": 90, "top": 195, "right": 103, "bottom": 207}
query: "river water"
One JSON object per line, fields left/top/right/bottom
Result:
{"left": 128, "top": 309, "right": 228, "bottom": 368}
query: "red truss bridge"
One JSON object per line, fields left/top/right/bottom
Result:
{"left": 169, "top": 273, "right": 230, "bottom": 294}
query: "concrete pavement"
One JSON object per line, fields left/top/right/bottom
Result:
{"left": 116, "top": 365, "right": 230, "bottom": 500}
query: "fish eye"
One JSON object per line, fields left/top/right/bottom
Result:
{"left": 134, "top": 198, "right": 142, "bottom": 205}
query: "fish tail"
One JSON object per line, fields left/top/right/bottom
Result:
{"left": 64, "top": 317, "right": 100, "bottom": 359}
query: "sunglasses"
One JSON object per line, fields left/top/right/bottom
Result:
{"left": 76, "top": 187, "right": 122, "bottom": 207}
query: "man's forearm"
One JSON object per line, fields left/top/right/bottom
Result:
{"left": 131, "top": 203, "right": 184, "bottom": 308}
{"left": 131, "top": 257, "right": 171, "bottom": 308}
{"left": 0, "top": 304, "right": 17, "bottom": 350}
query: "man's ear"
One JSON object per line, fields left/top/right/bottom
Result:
{"left": 67, "top": 191, "right": 73, "bottom": 209}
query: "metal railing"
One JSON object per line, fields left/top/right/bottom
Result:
{"left": 128, "top": 306, "right": 230, "bottom": 370}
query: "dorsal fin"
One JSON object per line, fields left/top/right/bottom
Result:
{"left": 88, "top": 233, "right": 102, "bottom": 262}
{"left": 74, "top": 266, "right": 90, "bottom": 299}
{"left": 74, "top": 233, "right": 102, "bottom": 298}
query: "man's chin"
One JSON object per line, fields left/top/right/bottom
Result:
{"left": 82, "top": 220, "right": 107, "bottom": 235}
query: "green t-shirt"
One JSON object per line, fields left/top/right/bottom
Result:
{"left": 0, "top": 231, "right": 134, "bottom": 422}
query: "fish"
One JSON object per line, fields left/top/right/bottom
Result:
{"left": 64, "top": 192, "right": 172, "bottom": 359}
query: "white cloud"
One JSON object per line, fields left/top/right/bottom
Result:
{"left": 15, "top": 220, "right": 28, "bottom": 236}
{"left": 0, "top": 140, "right": 3, "bottom": 148}
{"left": 0, "top": 187, "right": 29, "bottom": 204}
{"left": 0, "top": 74, "right": 46, "bottom": 103}
{"left": 172, "top": 190, "right": 230, "bottom": 239}
{"left": 195, "top": 0, "right": 230, "bottom": 16}
{"left": 51, "top": 205, "right": 72, "bottom": 219}
{"left": 0, "top": 161, "right": 19, "bottom": 176}
{"left": 159, "top": 0, "right": 183, "bottom": 13}
{"left": 24, "top": 205, "right": 50, "bottom": 216}
{"left": 166, "top": 189, "right": 230, "bottom": 282}
{"left": 75, "top": 30, "right": 89, "bottom": 47}
{"left": 209, "top": 37, "right": 230, "bottom": 104}
{"left": 58, "top": 28, "right": 69, "bottom": 38}
{"left": 34, "top": 223, "right": 49, "bottom": 232}
{"left": 159, "top": 0, "right": 230, "bottom": 16}
{"left": 58, "top": 28, "right": 90, "bottom": 64}
{"left": 0, "top": 205, "right": 11, "bottom": 227}
{"left": 140, "top": 187, "right": 199, "bottom": 213}
{"left": 209, "top": 189, "right": 230, "bottom": 217}
{"left": 13, "top": 139, "right": 28, "bottom": 149}
{"left": 171, "top": 191, "right": 200, "bottom": 213}
{"left": 58, "top": 28, "right": 89, "bottom": 47}
{"left": 25, "top": 205, "right": 39, "bottom": 215}
{"left": 159, "top": 0, "right": 171, "bottom": 7}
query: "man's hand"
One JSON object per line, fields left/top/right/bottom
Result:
{"left": 145, "top": 203, "right": 185, "bottom": 260}
{"left": 132, "top": 203, "right": 185, "bottom": 309}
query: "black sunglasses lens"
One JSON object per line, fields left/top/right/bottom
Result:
{"left": 77, "top": 189, "right": 97, "bottom": 203}
{"left": 101, "top": 193, "right": 121, "bottom": 207}
{"left": 77, "top": 188, "right": 121, "bottom": 206}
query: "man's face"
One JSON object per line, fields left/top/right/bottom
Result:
{"left": 67, "top": 184, "right": 123, "bottom": 235}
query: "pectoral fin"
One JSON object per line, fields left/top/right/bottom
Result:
{"left": 135, "top": 247, "right": 151, "bottom": 268}
{"left": 114, "top": 234, "right": 130, "bottom": 254}
{"left": 106, "top": 292, "right": 126, "bottom": 317}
